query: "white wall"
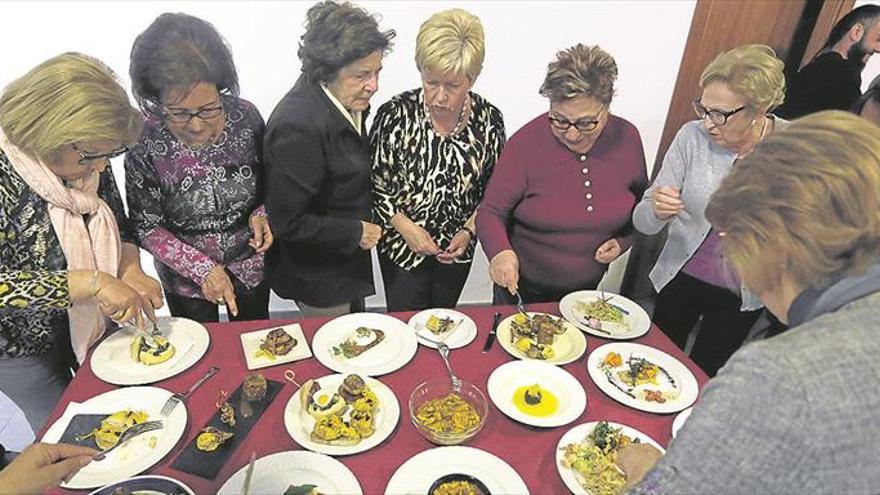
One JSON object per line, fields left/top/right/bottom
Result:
{"left": 0, "top": 0, "right": 695, "bottom": 314}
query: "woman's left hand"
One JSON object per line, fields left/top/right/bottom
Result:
{"left": 120, "top": 269, "right": 164, "bottom": 318}
{"left": 249, "top": 215, "right": 274, "bottom": 254}
{"left": 594, "top": 238, "right": 622, "bottom": 264}
{"left": 436, "top": 231, "right": 471, "bottom": 264}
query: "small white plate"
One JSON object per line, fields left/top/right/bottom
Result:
{"left": 587, "top": 342, "right": 699, "bottom": 414}
{"left": 312, "top": 313, "right": 418, "bottom": 376}
{"left": 385, "top": 446, "right": 529, "bottom": 495}
{"left": 89, "top": 475, "right": 195, "bottom": 495}
{"left": 487, "top": 360, "right": 586, "bottom": 428}
{"left": 556, "top": 421, "right": 665, "bottom": 495}
{"left": 218, "top": 450, "right": 362, "bottom": 494}
{"left": 284, "top": 373, "right": 400, "bottom": 456}
{"left": 91, "top": 317, "right": 209, "bottom": 386}
{"left": 240, "top": 323, "right": 312, "bottom": 370}
{"left": 671, "top": 406, "right": 694, "bottom": 439}
{"left": 408, "top": 308, "right": 477, "bottom": 350}
{"left": 559, "top": 290, "right": 651, "bottom": 340}
{"left": 42, "top": 386, "right": 187, "bottom": 489}
{"left": 497, "top": 312, "right": 587, "bottom": 365}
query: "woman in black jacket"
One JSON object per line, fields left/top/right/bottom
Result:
{"left": 264, "top": 0, "right": 395, "bottom": 316}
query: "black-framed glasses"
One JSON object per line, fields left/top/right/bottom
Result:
{"left": 692, "top": 99, "right": 746, "bottom": 126}
{"left": 548, "top": 106, "right": 606, "bottom": 133}
{"left": 162, "top": 104, "right": 224, "bottom": 124}
{"left": 72, "top": 143, "right": 128, "bottom": 166}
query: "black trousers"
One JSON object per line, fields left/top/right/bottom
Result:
{"left": 165, "top": 282, "right": 270, "bottom": 323}
{"left": 653, "top": 272, "right": 761, "bottom": 377}
{"left": 379, "top": 256, "right": 471, "bottom": 312}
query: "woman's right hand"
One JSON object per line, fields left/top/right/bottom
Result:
{"left": 489, "top": 250, "right": 519, "bottom": 295}
{"left": 201, "top": 265, "right": 239, "bottom": 317}
{"left": 652, "top": 186, "right": 685, "bottom": 220}
{"left": 70, "top": 270, "right": 151, "bottom": 329}
{"left": 392, "top": 215, "right": 441, "bottom": 256}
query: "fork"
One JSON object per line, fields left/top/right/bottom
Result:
{"left": 92, "top": 420, "right": 164, "bottom": 460}
{"left": 436, "top": 341, "right": 463, "bottom": 391}
{"left": 160, "top": 366, "right": 220, "bottom": 417}
{"left": 514, "top": 292, "right": 529, "bottom": 318}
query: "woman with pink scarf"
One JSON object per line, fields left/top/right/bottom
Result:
{"left": 0, "top": 53, "right": 162, "bottom": 432}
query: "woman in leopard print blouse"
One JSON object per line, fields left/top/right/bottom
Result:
{"left": 371, "top": 9, "right": 505, "bottom": 311}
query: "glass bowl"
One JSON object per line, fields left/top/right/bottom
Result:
{"left": 409, "top": 377, "right": 489, "bottom": 445}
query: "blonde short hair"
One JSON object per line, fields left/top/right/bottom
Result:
{"left": 700, "top": 44, "right": 785, "bottom": 112}
{"left": 539, "top": 44, "right": 617, "bottom": 104}
{"left": 0, "top": 52, "right": 142, "bottom": 162}
{"left": 706, "top": 111, "right": 880, "bottom": 295}
{"left": 415, "top": 9, "right": 485, "bottom": 81}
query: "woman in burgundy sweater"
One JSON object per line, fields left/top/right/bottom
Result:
{"left": 476, "top": 44, "right": 648, "bottom": 304}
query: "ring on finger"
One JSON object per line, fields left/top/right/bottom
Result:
{"left": 216, "top": 297, "right": 225, "bottom": 304}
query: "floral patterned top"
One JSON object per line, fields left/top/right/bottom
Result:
{"left": 124, "top": 96, "right": 266, "bottom": 299}
{"left": 0, "top": 148, "right": 133, "bottom": 358}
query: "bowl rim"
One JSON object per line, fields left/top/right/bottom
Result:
{"left": 408, "top": 378, "right": 489, "bottom": 439}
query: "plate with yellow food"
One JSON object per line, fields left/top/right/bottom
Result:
{"left": 385, "top": 446, "right": 528, "bottom": 495}
{"left": 217, "top": 450, "right": 362, "bottom": 494}
{"left": 240, "top": 323, "right": 312, "bottom": 370}
{"left": 90, "top": 317, "right": 210, "bottom": 386}
{"left": 497, "top": 312, "right": 586, "bottom": 365}
{"left": 560, "top": 290, "right": 651, "bottom": 340}
{"left": 587, "top": 342, "right": 699, "bottom": 414}
{"left": 312, "top": 313, "right": 418, "bottom": 376}
{"left": 487, "top": 360, "right": 587, "bottom": 428}
{"left": 557, "top": 420, "right": 665, "bottom": 495}
{"left": 408, "top": 308, "right": 477, "bottom": 350}
{"left": 41, "top": 386, "right": 187, "bottom": 489}
{"left": 284, "top": 373, "right": 400, "bottom": 456}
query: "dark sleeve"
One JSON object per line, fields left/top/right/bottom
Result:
{"left": 98, "top": 166, "right": 134, "bottom": 244}
{"left": 615, "top": 125, "right": 649, "bottom": 252}
{"left": 264, "top": 120, "right": 362, "bottom": 253}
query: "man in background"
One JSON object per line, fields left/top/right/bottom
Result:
{"left": 778, "top": 4, "right": 880, "bottom": 118}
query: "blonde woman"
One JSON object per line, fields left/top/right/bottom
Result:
{"left": 632, "top": 44, "right": 787, "bottom": 376}
{"left": 371, "top": 8, "right": 505, "bottom": 311}
{"left": 0, "top": 53, "right": 162, "bottom": 431}
{"left": 620, "top": 111, "right": 880, "bottom": 493}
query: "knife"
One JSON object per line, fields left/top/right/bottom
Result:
{"left": 481, "top": 312, "right": 502, "bottom": 353}
{"left": 242, "top": 451, "right": 256, "bottom": 495}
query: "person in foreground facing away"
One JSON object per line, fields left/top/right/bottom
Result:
{"left": 126, "top": 13, "right": 272, "bottom": 323}
{"left": 264, "top": 0, "right": 394, "bottom": 317}
{"left": 617, "top": 111, "right": 880, "bottom": 494}
{"left": 632, "top": 44, "right": 788, "bottom": 376}
{"left": 476, "top": 44, "right": 647, "bottom": 305}
{"left": 370, "top": 8, "right": 505, "bottom": 312}
{"left": 0, "top": 53, "right": 162, "bottom": 432}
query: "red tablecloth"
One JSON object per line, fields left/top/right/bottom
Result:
{"left": 45, "top": 303, "right": 708, "bottom": 494}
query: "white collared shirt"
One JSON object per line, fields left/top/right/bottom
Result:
{"left": 321, "top": 84, "right": 362, "bottom": 135}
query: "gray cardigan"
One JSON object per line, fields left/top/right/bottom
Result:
{"left": 631, "top": 262, "right": 880, "bottom": 494}
{"left": 632, "top": 118, "right": 787, "bottom": 310}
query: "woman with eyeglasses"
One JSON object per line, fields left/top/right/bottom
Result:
{"left": 126, "top": 13, "right": 272, "bottom": 323}
{"left": 476, "top": 44, "right": 648, "bottom": 304}
{"left": 632, "top": 44, "right": 788, "bottom": 376}
{"left": 0, "top": 53, "right": 161, "bottom": 432}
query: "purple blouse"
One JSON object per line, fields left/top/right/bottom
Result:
{"left": 124, "top": 96, "right": 266, "bottom": 299}
{"left": 681, "top": 228, "right": 740, "bottom": 291}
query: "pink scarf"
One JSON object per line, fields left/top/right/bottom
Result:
{"left": 0, "top": 130, "right": 121, "bottom": 363}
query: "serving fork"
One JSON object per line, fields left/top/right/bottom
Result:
{"left": 92, "top": 420, "right": 164, "bottom": 460}
{"left": 160, "top": 366, "right": 220, "bottom": 417}
{"left": 514, "top": 292, "right": 528, "bottom": 318}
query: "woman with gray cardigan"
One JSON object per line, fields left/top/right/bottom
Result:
{"left": 632, "top": 45, "right": 787, "bottom": 375}
{"left": 620, "top": 111, "right": 880, "bottom": 494}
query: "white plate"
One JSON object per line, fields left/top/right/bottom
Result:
{"left": 284, "top": 373, "right": 400, "bottom": 456}
{"left": 587, "top": 342, "right": 699, "bottom": 414}
{"left": 407, "top": 308, "right": 477, "bottom": 350}
{"left": 91, "top": 317, "right": 209, "bottom": 386}
{"left": 42, "top": 386, "right": 187, "bottom": 489}
{"left": 88, "top": 475, "right": 195, "bottom": 495}
{"left": 556, "top": 421, "right": 665, "bottom": 495}
{"left": 312, "top": 313, "right": 418, "bottom": 376}
{"left": 218, "top": 450, "right": 362, "bottom": 494}
{"left": 385, "top": 446, "right": 529, "bottom": 495}
{"left": 671, "top": 406, "right": 694, "bottom": 439}
{"left": 559, "top": 290, "right": 651, "bottom": 340}
{"left": 497, "top": 312, "right": 587, "bottom": 365}
{"left": 240, "top": 323, "right": 312, "bottom": 370}
{"left": 487, "top": 360, "right": 586, "bottom": 428}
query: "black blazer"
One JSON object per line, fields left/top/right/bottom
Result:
{"left": 263, "top": 75, "right": 375, "bottom": 306}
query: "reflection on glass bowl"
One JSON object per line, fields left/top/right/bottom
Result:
{"left": 409, "top": 378, "right": 488, "bottom": 445}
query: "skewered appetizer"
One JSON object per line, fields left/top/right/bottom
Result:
{"left": 303, "top": 374, "right": 379, "bottom": 446}
{"left": 301, "top": 379, "right": 347, "bottom": 419}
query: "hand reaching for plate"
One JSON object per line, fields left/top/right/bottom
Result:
{"left": 616, "top": 443, "right": 664, "bottom": 489}
{"left": 0, "top": 443, "right": 96, "bottom": 494}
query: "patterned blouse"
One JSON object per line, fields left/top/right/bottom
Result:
{"left": 370, "top": 89, "right": 505, "bottom": 270}
{"left": 125, "top": 96, "right": 266, "bottom": 299}
{"left": 0, "top": 148, "right": 133, "bottom": 358}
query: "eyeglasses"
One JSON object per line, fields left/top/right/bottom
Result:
{"left": 548, "top": 106, "right": 606, "bottom": 133}
{"left": 692, "top": 99, "right": 746, "bottom": 126}
{"left": 162, "top": 104, "right": 224, "bottom": 124}
{"left": 72, "top": 143, "right": 128, "bottom": 166}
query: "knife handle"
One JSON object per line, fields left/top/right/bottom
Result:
{"left": 481, "top": 312, "right": 502, "bottom": 353}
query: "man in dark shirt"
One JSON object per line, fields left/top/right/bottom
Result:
{"left": 778, "top": 5, "right": 880, "bottom": 119}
